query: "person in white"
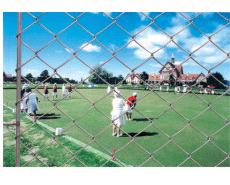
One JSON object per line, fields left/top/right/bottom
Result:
{"left": 114, "top": 86, "right": 118, "bottom": 92}
{"left": 160, "top": 86, "right": 162, "bottom": 92}
{"left": 167, "top": 86, "right": 169, "bottom": 92}
{"left": 62, "top": 84, "right": 66, "bottom": 98}
{"left": 177, "top": 87, "right": 180, "bottom": 94}
{"left": 25, "top": 88, "right": 39, "bottom": 118}
{"left": 211, "top": 89, "right": 215, "bottom": 95}
{"left": 174, "top": 86, "right": 177, "bottom": 94}
{"left": 183, "top": 86, "right": 187, "bottom": 93}
{"left": 123, "top": 92, "right": 137, "bottom": 121}
{"left": 204, "top": 88, "right": 208, "bottom": 94}
{"left": 107, "top": 86, "right": 111, "bottom": 94}
{"left": 21, "top": 84, "right": 29, "bottom": 112}
{"left": 111, "top": 91, "right": 125, "bottom": 137}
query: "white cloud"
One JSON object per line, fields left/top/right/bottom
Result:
{"left": 65, "top": 48, "right": 74, "bottom": 53}
{"left": 149, "top": 63, "right": 162, "bottom": 68}
{"left": 80, "top": 43, "right": 101, "bottom": 52}
{"left": 127, "top": 27, "right": 169, "bottom": 59}
{"left": 138, "top": 12, "right": 150, "bottom": 21}
{"left": 55, "top": 50, "right": 63, "bottom": 53}
{"left": 22, "top": 69, "right": 40, "bottom": 77}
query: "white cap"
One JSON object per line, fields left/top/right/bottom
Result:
{"left": 54, "top": 83, "right": 56, "bottom": 85}
{"left": 22, "top": 84, "right": 27, "bottom": 89}
{"left": 114, "top": 91, "right": 121, "bottom": 98}
{"left": 133, "top": 92, "right": 137, "bottom": 97}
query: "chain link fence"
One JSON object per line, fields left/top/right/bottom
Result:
{"left": 4, "top": 12, "right": 229, "bottom": 167}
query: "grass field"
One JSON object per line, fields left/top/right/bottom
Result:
{"left": 3, "top": 88, "right": 230, "bottom": 167}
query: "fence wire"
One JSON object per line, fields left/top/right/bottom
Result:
{"left": 11, "top": 12, "right": 230, "bottom": 167}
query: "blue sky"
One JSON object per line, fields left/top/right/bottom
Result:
{"left": 3, "top": 12, "right": 230, "bottom": 82}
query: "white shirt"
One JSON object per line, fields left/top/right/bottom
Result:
{"left": 112, "top": 98, "right": 125, "bottom": 111}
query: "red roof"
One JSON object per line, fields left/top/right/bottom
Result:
{"left": 148, "top": 74, "right": 160, "bottom": 80}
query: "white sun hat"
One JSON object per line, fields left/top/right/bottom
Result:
{"left": 133, "top": 92, "right": 137, "bottom": 97}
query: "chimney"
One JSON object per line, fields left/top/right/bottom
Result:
{"left": 171, "top": 54, "right": 175, "bottom": 63}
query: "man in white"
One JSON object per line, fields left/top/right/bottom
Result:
{"left": 25, "top": 88, "right": 39, "bottom": 118}
{"left": 174, "top": 86, "right": 177, "bottom": 94}
{"left": 123, "top": 92, "right": 137, "bottom": 121}
{"left": 62, "top": 83, "right": 66, "bottom": 98}
{"left": 160, "top": 86, "right": 162, "bottom": 92}
{"left": 167, "top": 86, "right": 169, "bottom": 92}
{"left": 111, "top": 91, "right": 125, "bottom": 137}
{"left": 21, "top": 84, "right": 29, "bottom": 112}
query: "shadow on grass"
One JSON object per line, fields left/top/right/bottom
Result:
{"left": 132, "top": 118, "right": 157, "bottom": 121}
{"left": 123, "top": 132, "right": 158, "bottom": 137}
{"left": 36, "top": 113, "right": 61, "bottom": 119}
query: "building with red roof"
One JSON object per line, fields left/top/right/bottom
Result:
{"left": 148, "top": 55, "right": 207, "bottom": 85}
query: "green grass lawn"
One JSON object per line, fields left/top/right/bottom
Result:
{"left": 3, "top": 88, "right": 230, "bottom": 167}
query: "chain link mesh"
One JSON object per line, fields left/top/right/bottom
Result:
{"left": 12, "top": 12, "right": 230, "bottom": 167}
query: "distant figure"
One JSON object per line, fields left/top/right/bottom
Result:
{"left": 52, "top": 83, "right": 58, "bottom": 100}
{"left": 211, "top": 90, "right": 215, "bottom": 95}
{"left": 200, "top": 87, "right": 203, "bottom": 95}
{"left": 68, "top": 84, "right": 72, "bottom": 98}
{"left": 124, "top": 92, "right": 137, "bottom": 121}
{"left": 107, "top": 86, "right": 111, "bottom": 94}
{"left": 160, "top": 86, "right": 162, "bottom": 92}
{"left": 111, "top": 91, "right": 125, "bottom": 137}
{"left": 62, "top": 84, "right": 66, "bottom": 98}
{"left": 174, "top": 87, "right": 177, "bottom": 94}
{"left": 21, "top": 84, "right": 28, "bottom": 112}
{"left": 183, "top": 86, "right": 187, "bottom": 93}
{"left": 167, "top": 86, "right": 169, "bottom": 92}
{"left": 25, "top": 88, "right": 39, "bottom": 118}
{"left": 114, "top": 86, "right": 118, "bottom": 92}
{"left": 43, "top": 84, "right": 49, "bottom": 100}
{"left": 204, "top": 88, "right": 208, "bottom": 95}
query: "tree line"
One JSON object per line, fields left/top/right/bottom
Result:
{"left": 3, "top": 69, "right": 228, "bottom": 89}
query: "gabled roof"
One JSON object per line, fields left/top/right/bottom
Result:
{"left": 5, "top": 74, "right": 13, "bottom": 78}
{"left": 126, "top": 73, "right": 140, "bottom": 79}
{"left": 148, "top": 74, "right": 160, "bottom": 80}
{"left": 159, "top": 62, "right": 183, "bottom": 74}
{"left": 180, "top": 73, "right": 205, "bottom": 80}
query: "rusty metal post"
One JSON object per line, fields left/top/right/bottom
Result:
{"left": 16, "top": 12, "right": 22, "bottom": 167}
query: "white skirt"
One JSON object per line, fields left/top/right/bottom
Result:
{"left": 21, "top": 99, "right": 27, "bottom": 110}
{"left": 43, "top": 94, "right": 49, "bottom": 97}
{"left": 62, "top": 90, "right": 66, "bottom": 94}
{"left": 52, "top": 92, "right": 58, "bottom": 96}
{"left": 123, "top": 104, "right": 132, "bottom": 113}
{"left": 111, "top": 109, "right": 125, "bottom": 126}
{"left": 27, "top": 102, "right": 39, "bottom": 114}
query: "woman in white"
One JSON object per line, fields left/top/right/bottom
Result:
{"left": 25, "top": 88, "right": 39, "bottom": 117}
{"left": 167, "top": 86, "right": 169, "bottom": 92}
{"left": 62, "top": 84, "right": 66, "bottom": 97}
{"left": 160, "top": 86, "right": 162, "bottom": 92}
{"left": 107, "top": 86, "right": 111, "bottom": 94}
{"left": 21, "top": 84, "right": 28, "bottom": 112}
{"left": 111, "top": 91, "right": 125, "bottom": 137}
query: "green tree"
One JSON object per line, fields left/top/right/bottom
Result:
{"left": 38, "top": 70, "right": 49, "bottom": 82}
{"left": 169, "top": 74, "right": 176, "bottom": 86}
{"left": 89, "top": 66, "right": 113, "bottom": 84}
{"left": 207, "top": 72, "right": 227, "bottom": 89}
{"left": 140, "top": 71, "right": 149, "bottom": 84}
{"left": 117, "top": 75, "right": 124, "bottom": 83}
{"left": 25, "top": 73, "right": 33, "bottom": 81}
{"left": 3, "top": 72, "right": 7, "bottom": 82}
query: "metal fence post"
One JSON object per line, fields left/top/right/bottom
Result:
{"left": 16, "top": 12, "right": 22, "bottom": 167}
